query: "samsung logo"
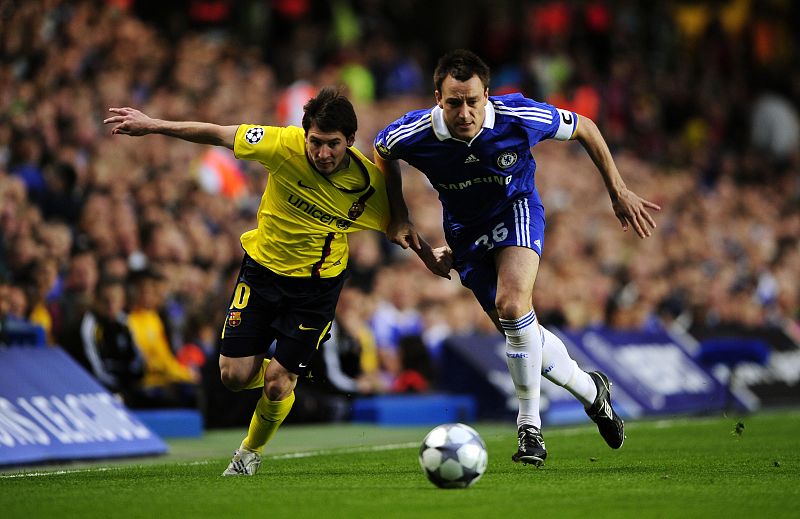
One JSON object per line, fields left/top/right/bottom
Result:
{"left": 438, "top": 174, "right": 511, "bottom": 191}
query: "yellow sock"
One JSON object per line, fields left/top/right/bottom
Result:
{"left": 242, "top": 391, "right": 295, "bottom": 453}
{"left": 242, "top": 359, "right": 270, "bottom": 390}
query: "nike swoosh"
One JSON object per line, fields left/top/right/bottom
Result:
{"left": 298, "top": 324, "right": 318, "bottom": 331}
{"left": 259, "top": 414, "right": 281, "bottom": 423}
{"left": 298, "top": 363, "right": 308, "bottom": 369}
{"left": 297, "top": 180, "right": 315, "bottom": 190}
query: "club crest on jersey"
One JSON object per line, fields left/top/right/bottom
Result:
{"left": 496, "top": 151, "right": 518, "bottom": 169}
{"left": 244, "top": 127, "right": 264, "bottom": 144}
{"left": 348, "top": 200, "right": 365, "bottom": 220}
{"left": 347, "top": 186, "right": 374, "bottom": 221}
{"left": 227, "top": 311, "right": 242, "bottom": 328}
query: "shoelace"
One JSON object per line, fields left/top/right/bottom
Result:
{"left": 519, "top": 427, "right": 543, "bottom": 450}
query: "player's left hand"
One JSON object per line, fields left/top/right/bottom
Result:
{"left": 432, "top": 246, "right": 454, "bottom": 275}
{"left": 612, "top": 188, "right": 661, "bottom": 238}
{"left": 421, "top": 245, "right": 453, "bottom": 279}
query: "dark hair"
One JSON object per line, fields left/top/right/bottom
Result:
{"left": 95, "top": 275, "right": 125, "bottom": 296}
{"left": 433, "top": 49, "right": 490, "bottom": 93}
{"left": 301, "top": 87, "right": 357, "bottom": 138}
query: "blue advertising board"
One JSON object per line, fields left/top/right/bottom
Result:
{"left": 553, "top": 326, "right": 731, "bottom": 415}
{"left": 439, "top": 325, "right": 734, "bottom": 424}
{"left": 439, "top": 333, "right": 519, "bottom": 420}
{"left": 439, "top": 331, "right": 643, "bottom": 424}
{"left": 0, "top": 347, "right": 168, "bottom": 466}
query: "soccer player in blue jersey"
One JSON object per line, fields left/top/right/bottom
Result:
{"left": 375, "top": 49, "right": 660, "bottom": 466}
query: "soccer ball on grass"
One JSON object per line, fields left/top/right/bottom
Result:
{"left": 418, "top": 423, "right": 488, "bottom": 489}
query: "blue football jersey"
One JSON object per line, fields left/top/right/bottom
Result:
{"left": 374, "top": 93, "right": 577, "bottom": 228}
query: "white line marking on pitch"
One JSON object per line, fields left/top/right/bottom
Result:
{"left": 0, "top": 443, "right": 419, "bottom": 478}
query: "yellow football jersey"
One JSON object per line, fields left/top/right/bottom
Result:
{"left": 233, "top": 125, "right": 389, "bottom": 278}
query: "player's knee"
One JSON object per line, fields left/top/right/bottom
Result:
{"left": 495, "top": 295, "right": 530, "bottom": 321}
{"left": 264, "top": 380, "right": 288, "bottom": 401}
{"left": 264, "top": 373, "right": 296, "bottom": 401}
{"left": 219, "top": 366, "right": 248, "bottom": 391}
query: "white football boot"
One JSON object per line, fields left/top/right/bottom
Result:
{"left": 222, "top": 444, "right": 262, "bottom": 476}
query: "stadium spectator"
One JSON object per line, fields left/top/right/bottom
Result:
{"left": 126, "top": 267, "right": 199, "bottom": 408}
{"left": 391, "top": 335, "right": 435, "bottom": 393}
{"left": 78, "top": 276, "right": 146, "bottom": 406}
{"left": 318, "top": 285, "right": 386, "bottom": 396}
{"left": 54, "top": 247, "right": 100, "bottom": 355}
{"left": 27, "top": 256, "right": 60, "bottom": 345}
{"left": 369, "top": 264, "right": 425, "bottom": 384}
{"left": 37, "top": 162, "right": 82, "bottom": 223}
{"left": 0, "top": 279, "right": 47, "bottom": 347}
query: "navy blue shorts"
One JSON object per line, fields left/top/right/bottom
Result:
{"left": 219, "top": 254, "right": 344, "bottom": 374}
{"left": 446, "top": 193, "right": 545, "bottom": 312}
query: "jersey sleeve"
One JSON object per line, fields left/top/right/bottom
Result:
{"left": 494, "top": 94, "right": 578, "bottom": 145}
{"left": 348, "top": 149, "right": 391, "bottom": 234}
{"left": 374, "top": 109, "right": 430, "bottom": 161}
{"left": 364, "top": 167, "right": 390, "bottom": 233}
{"left": 552, "top": 108, "right": 578, "bottom": 140}
{"left": 374, "top": 120, "right": 403, "bottom": 161}
{"left": 233, "top": 124, "right": 287, "bottom": 168}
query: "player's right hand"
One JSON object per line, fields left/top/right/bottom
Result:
{"left": 103, "top": 107, "right": 155, "bottom": 136}
{"left": 387, "top": 220, "right": 421, "bottom": 250}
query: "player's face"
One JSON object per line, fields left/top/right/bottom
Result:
{"left": 305, "top": 124, "right": 355, "bottom": 175}
{"left": 436, "top": 74, "right": 488, "bottom": 141}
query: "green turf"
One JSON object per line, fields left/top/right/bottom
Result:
{"left": 2, "top": 410, "right": 799, "bottom": 518}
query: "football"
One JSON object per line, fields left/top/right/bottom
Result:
{"left": 418, "top": 423, "right": 488, "bottom": 489}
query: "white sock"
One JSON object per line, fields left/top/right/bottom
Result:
{"left": 499, "top": 310, "right": 542, "bottom": 429}
{"left": 540, "top": 326, "right": 597, "bottom": 406}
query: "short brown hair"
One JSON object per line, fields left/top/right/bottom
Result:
{"left": 433, "top": 49, "right": 491, "bottom": 93}
{"left": 302, "top": 87, "right": 357, "bottom": 138}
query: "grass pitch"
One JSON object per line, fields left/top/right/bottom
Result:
{"left": 2, "top": 410, "right": 799, "bottom": 518}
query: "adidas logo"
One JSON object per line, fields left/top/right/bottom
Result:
{"left": 533, "top": 239, "right": 541, "bottom": 249}
{"left": 464, "top": 154, "right": 480, "bottom": 163}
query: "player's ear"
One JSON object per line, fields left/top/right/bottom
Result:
{"left": 346, "top": 134, "right": 355, "bottom": 147}
{"left": 435, "top": 90, "right": 443, "bottom": 108}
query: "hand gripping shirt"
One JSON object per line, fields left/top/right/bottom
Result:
{"left": 374, "top": 93, "right": 577, "bottom": 231}
{"left": 234, "top": 125, "right": 389, "bottom": 278}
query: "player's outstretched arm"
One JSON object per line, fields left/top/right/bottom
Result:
{"left": 374, "top": 149, "right": 420, "bottom": 250}
{"left": 104, "top": 107, "right": 238, "bottom": 150}
{"left": 572, "top": 115, "right": 661, "bottom": 238}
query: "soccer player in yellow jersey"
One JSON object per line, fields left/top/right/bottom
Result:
{"left": 104, "top": 88, "right": 449, "bottom": 476}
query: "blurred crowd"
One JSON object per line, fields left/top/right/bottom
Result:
{"left": 1, "top": 0, "right": 798, "bottom": 415}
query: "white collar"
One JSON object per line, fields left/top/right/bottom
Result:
{"left": 431, "top": 99, "right": 496, "bottom": 143}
